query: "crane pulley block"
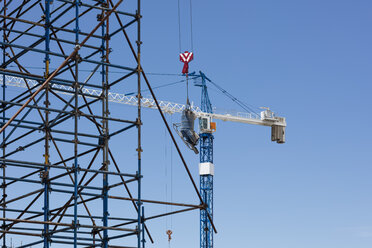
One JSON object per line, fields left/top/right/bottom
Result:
{"left": 179, "top": 51, "right": 193, "bottom": 74}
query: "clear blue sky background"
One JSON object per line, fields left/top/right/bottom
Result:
{"left": 138, "top": 0, "right": 372, "bottom": 247}
{"left": 3, "top": 0, "right": 372, "bottom": 247}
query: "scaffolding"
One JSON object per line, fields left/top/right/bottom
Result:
{"left": 0, "top": 0, "right": 215, "bottom": 247}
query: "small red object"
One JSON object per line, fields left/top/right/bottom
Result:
{"left": 179, "top": 51, "right": 193, "bottom": 74}
{"left": 166, "top": 229, "right": 173, "bottom": 242}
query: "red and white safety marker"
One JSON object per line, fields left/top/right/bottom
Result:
{"left": 179, "top": 51, "right": 193, "bottom": 74}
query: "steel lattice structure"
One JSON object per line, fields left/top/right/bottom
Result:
{"left": 197, "top": 72, "right": 214, "bottom": 248}
{"left": 0, "top": 1, "right": 210, "bottom": 247}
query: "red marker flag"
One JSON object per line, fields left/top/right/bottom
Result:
{"left": 179, "top": 51, "right": 193, "bottom": 74}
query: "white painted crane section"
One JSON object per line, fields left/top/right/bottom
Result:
{"left": 0, "top": 74, "right": 286, "bottom": 129}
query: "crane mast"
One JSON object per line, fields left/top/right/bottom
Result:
{"left": 197, "top": 72, "right": 214, "bottom": 248}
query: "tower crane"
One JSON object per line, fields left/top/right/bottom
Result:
{"left": 0, "top": 72, "right": 286, "bottom": 248}
{"left": 178, "top": 71, "right": 285, "bottom": 248}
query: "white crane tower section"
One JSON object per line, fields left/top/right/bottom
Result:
{"left": 0, "top": 74, "right": 286, "bottom": 143}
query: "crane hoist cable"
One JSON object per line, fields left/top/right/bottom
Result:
{"left": 177, "top": 0, "right": 182, "bottom": 53}
{"left": 177, "top": 0, "right": 195, "bottom": 107}
{"left": 189, "top": 0, "right": 194, "bottom": 52}
{"left": 174, "top": 1, "right": 200, "bottom": 153}
{"left": 177, "top": 0, "right": 194, "bottom": 54}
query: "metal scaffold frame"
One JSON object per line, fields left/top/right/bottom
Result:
{"left": 0, "top": 1, "right": 216, "bottom": 247}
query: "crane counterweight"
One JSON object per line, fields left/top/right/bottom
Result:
{"left": 272, "top": 122, "right": 286, "bottom": 143}
{"left": 260, "top": 108, "right": 286, "bottom": 143}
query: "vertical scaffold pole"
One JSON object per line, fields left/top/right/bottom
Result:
{"left": 136, "top": 0, "right": 143, "bottom": 246}
{"left": 142, "top": 206, "right": 146, "bottom": 248}
{"left": 73, "top": 0, "right": 80, "bottom": 247}
{"left": 102, "top": 1, "right": 109, "bottom": 247}
{"left": 1, "top": 1, "right": 6, "bottom": 247}
{"left": 43, "top": 1, "right": 51, "bottom": 247}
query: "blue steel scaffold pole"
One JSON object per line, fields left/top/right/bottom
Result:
{"left": 101, "top": 1, "right": 109, "bottom": 247}
{"left": 44, "top": 1, "right": 52, "bottom": 247}
{"left": 137, "top": 0, "right": 144, "bottom": 246}
{"left": 1, "top": 1, "right": 6, "bottom": 247}
{"left": 142, "top": 206, "right": 146, "bottom": 248}
{"left": 197, "top": 71, "right": 214, "bottom": 248}
{"left": 73, "top": 1, "right": 81, "bottom": 247}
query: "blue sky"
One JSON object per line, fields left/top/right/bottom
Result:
{"left": 2, "top": 0, "right": 372, "bottom": 247}
{"left": 139, "top": 0, "right": 372, "bottom": 247}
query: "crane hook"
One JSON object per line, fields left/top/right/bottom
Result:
{"left": 166, "top": 229, "right": 173, "bottom": 242}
